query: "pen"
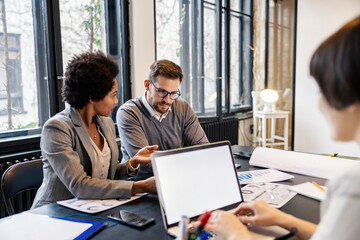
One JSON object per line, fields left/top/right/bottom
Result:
{"left": 188, "top": 227, "right": 197, "bottom": 240}
{"left": 178, "top": 216, "right": 189, "bottom": 240}
{"left": 194, "top": 211, "right": 212, "bottom": 237}
{"left": 312, "top": 181, "right": 325, "bottom": 191}
{"left": 199, "top": 231, "right": 211, "bottom": 240}
{"left": 328, "top": 153, "right": 338, "bottom": 157}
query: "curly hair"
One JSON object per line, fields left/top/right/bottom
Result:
{"left": 148, "top": 59, "right": 183, "bottom": 83}
{"left": 62, "top": 51, "right": 119, "bottom": 109}
{"left": 310, "top": 16, "right": 360, "bottom": 110}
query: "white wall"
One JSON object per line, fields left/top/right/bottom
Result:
{"left": 129, "top": 0, "right": 156, "bottom": 98}
{"left": 294, "top": 0, "right": 360, "bottom": 156}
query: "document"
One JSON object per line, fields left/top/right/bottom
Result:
{"left": 0, "top": 212, "right": 96, "bottom": 240}
{"left": 289, "top": 182, "right": 327, "bottom": 201}
{"left": 242, "top": 183, "right": 297, "bottom": 208}
{"left": 52, "top": 217, "right": 106, "bottom": 240}
{"left": 249, "top": 147, "right": 360, "bottom": 179}
{"left": 248, "top": 225, "right": 291, "bottom": 240}
{"left": 238, "top": 169, "right": 294, "bottom": 185}
{"left": 57, "top": 194, "right": 145, "bottom": 214}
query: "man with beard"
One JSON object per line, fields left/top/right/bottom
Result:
{"left": 117, "top": 60, "right": 209, "bottom": 179}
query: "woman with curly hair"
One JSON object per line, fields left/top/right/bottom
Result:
{"left": 32, "top": 51, "right": 157, "bottom": 208}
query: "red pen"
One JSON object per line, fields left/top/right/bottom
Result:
{"left": 194, "top": 211, "right": 212, "bottom": 236}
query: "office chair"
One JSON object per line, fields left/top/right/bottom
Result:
{"left": 1, "top": 159, "right": 43, "bottom": 215}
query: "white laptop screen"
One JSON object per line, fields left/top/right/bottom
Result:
{"left": 152, "top": 143, "right": 243, "bottom": 225}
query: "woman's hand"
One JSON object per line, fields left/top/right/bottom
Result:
{"left": 233, "top": 200, "right": 288, "bottom": 226}
{"left": 234, "top": 200, "right": 317, "bottom": 239}
{"left": 204, "top": 210, "right": 253, "bottom": 240}
{"left": 131, "top": 176, "right": 157, "bottom": 195}
{"left": 130, "top": 145, "right": 158, "bottom": 167}
{"left": 143, "top": 176, "right": 157, "bottom": 194}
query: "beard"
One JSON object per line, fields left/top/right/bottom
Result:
{"left": 152, "top": 101, "right": 171, "bottom": 114}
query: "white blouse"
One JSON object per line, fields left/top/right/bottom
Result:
{"left": 311, "top": 165, "right": 360, "bottom": 240}
{"left": 90, "top": 128, "right": 111, "bottom": 179}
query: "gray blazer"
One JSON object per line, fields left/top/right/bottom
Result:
{"left": 32, "top": 107, "right": 133, "bottom": 208}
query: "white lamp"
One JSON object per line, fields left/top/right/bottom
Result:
{"left": 260, "top": 89, "right": 279, "bottom": 112}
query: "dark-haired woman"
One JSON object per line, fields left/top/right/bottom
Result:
{"left": 32, "top": 51, "right": 157, "bottom": 208}
{"left": 204, "top": 16, "right": 360, "bottom": 240}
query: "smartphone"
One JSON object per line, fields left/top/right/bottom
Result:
{"left": 235, "top": 163, "right": 241, "bottom": 169}
{"left": 108, "top": 210, "right": 155, "bottom": 228}
{"left": 234, "top": 151, "right": 252, "bottom": 159}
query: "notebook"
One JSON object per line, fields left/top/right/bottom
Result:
{"left": 0, "top": 212, "right": 105, "bottom": 240}
{"left": 151, "top": 141, "right": 243, "bottom": 237}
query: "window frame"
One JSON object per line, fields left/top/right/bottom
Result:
{"left": 0, "top": 0, "right": 131, "bottom": 155}
{"left": 155, "top": 0, "right": 254, "bottom": 121}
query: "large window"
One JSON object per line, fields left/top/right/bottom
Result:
{"left": 0, "top": 0, "right": 47, "bottom": 141}
{"left": 0, "top": 0, "right": 129, "bottom": 154}
{"left": 58, "top": 0, "right": 130, "bottom": 120}
{"left": 156, "top": 0, "right": 253, "bottom": 118}
{"left": 0, "top": 34, "right": 23, "bottom": 116}
{"left": 266, "top": 0, "right": 296, "bottom": 148}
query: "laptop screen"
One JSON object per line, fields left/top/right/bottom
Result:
{"left": 151, "top": 141, "right": 243, "bottom": 225}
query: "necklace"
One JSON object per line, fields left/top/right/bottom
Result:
{"left": 89, "top": 122, "right": 98, "bottom": 140}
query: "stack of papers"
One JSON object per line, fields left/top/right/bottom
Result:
{"left": 57, "top": 194, "right": 145, "bottom": 214}
{"left": 242, "top": 183, "right": 297, "bottom": 208}
{"left": 237, "top": 168, "right": 295, "bottom": 208}
{"left": 289, "top": 182, "right": 327, "bottom": 201}
{"left": 238, "top": 168, "right": 294, "bottom": 185}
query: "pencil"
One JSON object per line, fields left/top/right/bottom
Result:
{"left": 328, "top": 153, "right": 338, "bottom": 157}
{"left": 312, "top": 181, "right": 325, "bottom": 191}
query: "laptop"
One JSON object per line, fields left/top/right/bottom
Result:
{"left": 151, "top": 141, "right": 243, "bottom": 237}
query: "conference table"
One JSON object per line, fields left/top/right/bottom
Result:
{"left": 28, "top": 145, "right": 326, "bottom": 240}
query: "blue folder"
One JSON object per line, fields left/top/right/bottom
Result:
{"left": 51, "top": 216, "right": 106, "bottom": 240}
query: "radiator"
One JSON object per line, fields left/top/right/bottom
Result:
{"left": 0, "top": 150, "right": 42, "bottom": 218}
{"left": 201, "top": 118, "right": 239, "bottom": 145}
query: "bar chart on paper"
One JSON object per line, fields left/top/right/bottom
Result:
{"left": 237, "top": 169, "right": 294, "bottom": 185}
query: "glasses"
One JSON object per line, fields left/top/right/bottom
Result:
{"left": 149, "top": 81, "right": 181, "bottom": 100}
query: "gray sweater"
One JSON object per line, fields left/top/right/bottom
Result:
{"left": 117, "top": 96, "right": 209, "bottom": 178}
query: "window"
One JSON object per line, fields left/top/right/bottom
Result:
{"left": 266, "top": 0, "right": 296, "bottom": 148}
{"left": 0, "top": 0, "right": 130, "bottom": 154}
{"left": 0, "top": 0, "right": 47, "bottom": 142}
{"left": 0, "top": 34, "right": 23, "bottom": 116}
{"left": 58, "top": 0, "right": 130, "bottom": 121}
{"left": 155, "top": 0, "right": 253, "bottom": 118}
